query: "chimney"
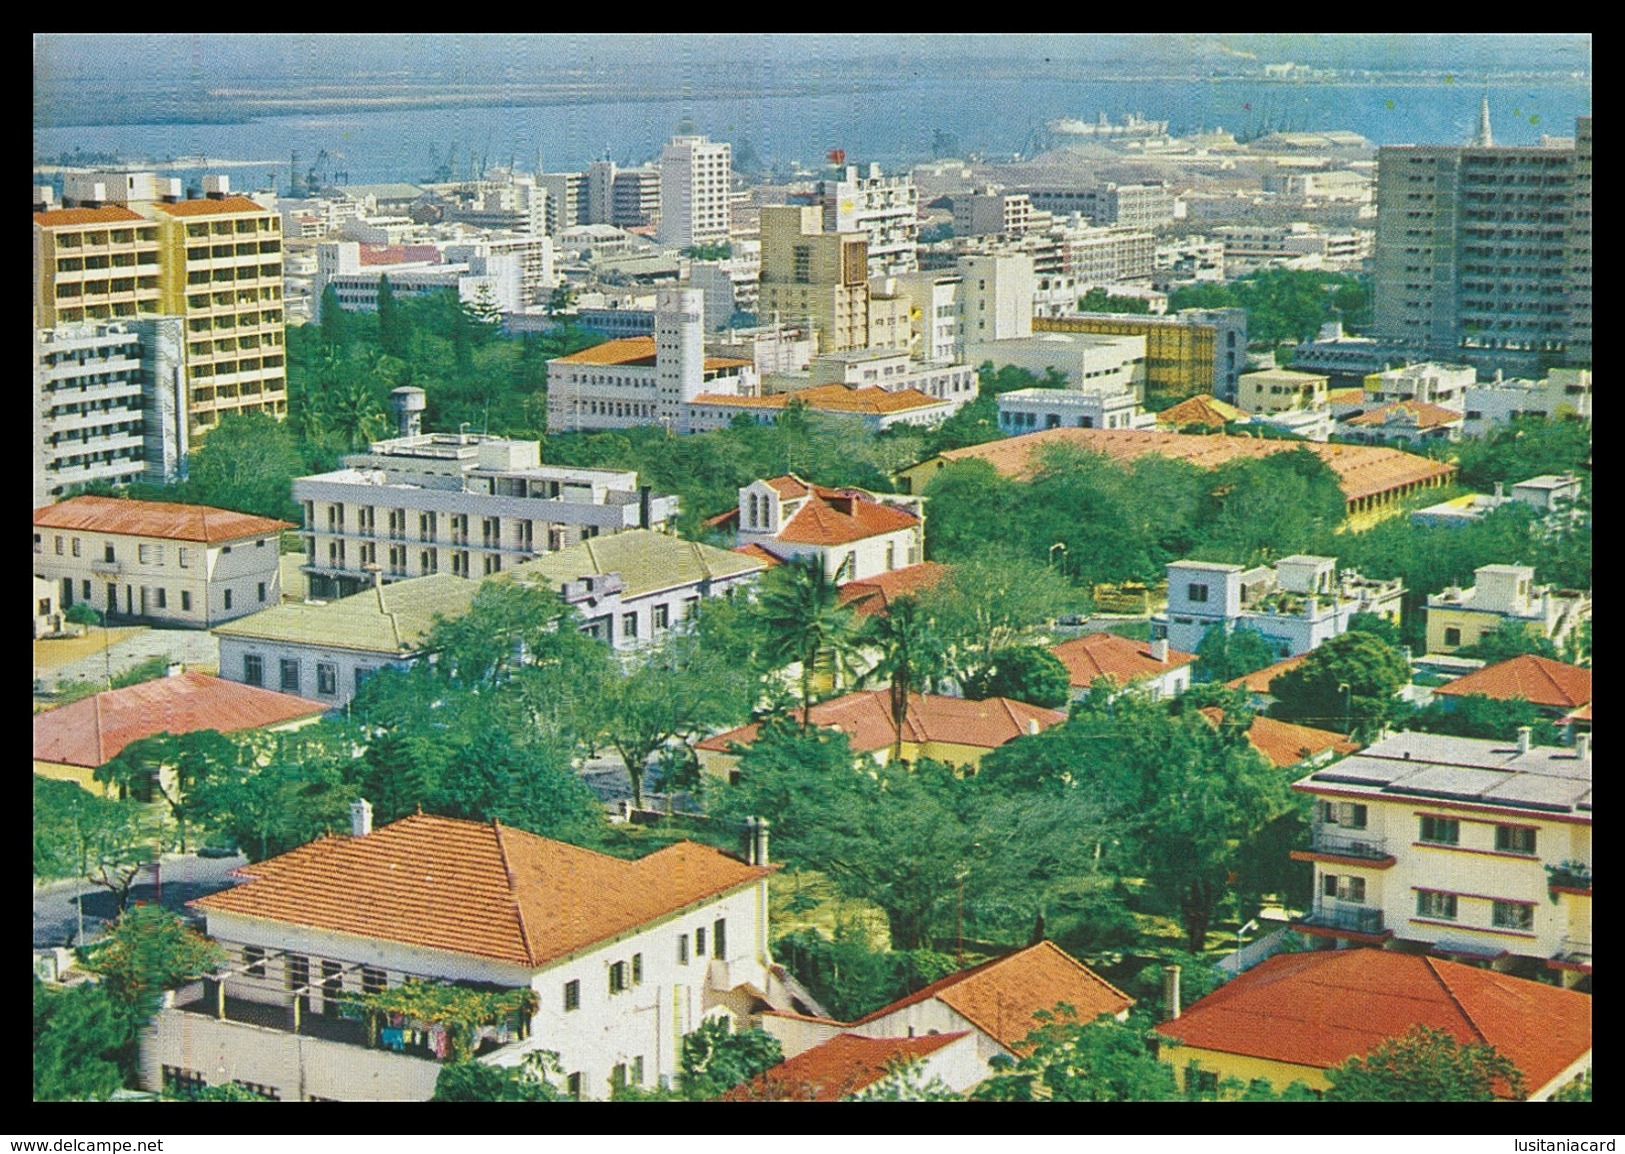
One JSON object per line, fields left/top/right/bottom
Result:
{"left": 202, "top": 174, "right": 230, "bottom": 199}
{"left": 640, "top": 484, "right": 652, "bottom": 529}
{"left": 165, "top": 661, "right": 184, "bottom": 678}
{"left": 1151, "top": 639, "right": 1169, "bottom": 663}
{"left": 1161, "top": 964, "right": 1182, "bottom": 1022}
{"left": 1574, "top": 732, "right": 1589, "bottom": 759}
{"left": 1025, "top": 718, "right": 1041, "bottom": 736}
{"left": 349, "top": 798, "right": 374, "bottom": 837}
{"left": 745, "top": 816, "right": 771, "bottom": 866}
{"left": 1516, "top": 726, "right": 1532, "bottom": 755}
{"left": 160, "top": 178, "right": 183, "bottom": 203}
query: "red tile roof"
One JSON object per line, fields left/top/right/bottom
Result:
{"left": 772, "top": 482, "right": 920, "bottom": 548}
{"left": 925, "top": 428, "right": 1455, "bottom": 506}
{"left": 727, "top": 1032, "right": 970, "bottom": 1101}
{"left": 1050, "top": 632, "right": 1195, "bottom": 689}
{"left": 1156, "top": 394, "right": 1247, "bottom": 429}
{"left": 551, "top": 335, "right": 749, "bottom": 372}
{"left": 1433, "top": 655, "right": 1592, "bottom": 711}
{"left": 854, "top": 941, "right": 1133, "bottom": 1052}
{"left": 34, "top": 206, "right": 147, "bottom": 227}
{"left": 1153, "top": 949, "right": 1591, "bottom": 1098}
{"left": 1344, "top": 400, "right": 1464, "bottom": 430}
{"left": 1225, "top": 653, "right": 1311, "bottom": 695}
{"left": 732, "top": 543, "right": 784, "bottom": 568}
{"left": 149, "top": 196, "right": 271, "bottom": 217}
{"left": 692, "top": 384, "right": 947, "bottom": 415}
{"left": 836, "top": 562, "right": 951, "bottom": 616}
{"left": 33, "top": 672, "right": 326, "bottom": 768}
{"left": 34, "top": 495, "right": 291, "bottom": 543}
{"left": 193, "top": 814, "right": 772, "bottom": 968}
{"left": 696, "top": 690, "right": 1064, "bottom": 756}
{"left": 1197, "top": 707, "right": 1359, "bottom": 768}
{"left": 358, "top": 243, "right": 442, "bottom": 266}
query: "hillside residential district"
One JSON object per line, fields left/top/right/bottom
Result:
{"left": 32, "top": 47, "right": 1591, "bottom": 1105}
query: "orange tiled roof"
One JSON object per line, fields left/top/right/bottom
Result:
{"left": 732, "top": 543, "right": 785, "bottom": 568}
{"left": 149, "top": 196, "right": 271, "bottom": 217}
{"left": 1050, "top": 632, "right": 1196, "bottom": 689}
{"left": 775, "top": 486, "right": 919, "bottom": 547}
{"left": 691, "top": 383, "right": 947, "bottom": 415}
{"left": 764, "top": 476, "right": 810, "bottom": 498}
{"left": 550, "top": 335, "right": 748, "bottom": 372}
{"left": 34, "top": 495, "right": 290, "bottom": 543}
{"left": 837, "top": 562, "right": 951, "bottom": 616}
{"left": 1328, "top": 387, "right": 1366, "bottom": 405}
{"left": 33, "top": 672, "right": 326, "bottom": 769}
{"left": 1433, "top": 655, "right": 1592, "bottom": 711}
{"left": 34, "top": 206, "right": 146, "bottom": 227}
{"left": 358, "top": 243, "right": 441, "bottom": 266}
{"left": 1564, "top": 702, "right": 1592, "bottom": 723}
{"left": 1197, "top": 707, "right": 1360, "bottom": 768}
{"left": 853, "top": 941, "right": 1134, "bottom": 1052}
{"left": 926, "top": 428, "right": 1454, "bottom": 505}
{"left": 1152, "top": 949, "right": 1591, "bottom": 1098}
{"left": 727, "top": 1032, "right": 970, "bottom": 1101}
{"left": 696, "top": 690, "right": 1064, "bottom": 756}
{"left": 1225, "top": 653, "right": 1311, "bottom": 695}
{"left": 193, "top": 814, "right": 772, "bottom": 968}
{"left": 1156, "top": 394, "right": 1247, "bottom": 429}
{"left": 1345, "top": 400, "right": 1464, "bottom": 430}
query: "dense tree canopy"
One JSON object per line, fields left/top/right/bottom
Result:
{"left": 1268, "top": 631, "right": 1412, "bottom": 741}
{"left": 1324, "top": 1025, "right": 1525, "bottom": 1102}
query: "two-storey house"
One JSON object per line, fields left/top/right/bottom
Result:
{"left": 1425, "top": 563, "right": 1590, "bottom": 656}
{"left": 717, "top": 475, "right": 924, "bottom": 585}
{"left": 1153, "top": 555, "right": 1403, "bottom": 661}
{"left": 1289, "top": 729, "right": 1591, "bottom": 986}
{"left": 34, "top": 495, "right": 289, "bottom": 627}
{"left": 143, "top": 809, "right": 798, "bottom": 1101}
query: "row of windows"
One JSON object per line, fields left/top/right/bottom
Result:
{"left": 563, "top": 920, "right": 727, "bottom": 1011}
{"left": 1324, "top": 805, "right": 1539, "bottom": 855}
{"left": 242, "top": 654, "right": 358, "bottom": 696}
{"left": 1413, "top": 890, "right": 1536, "bottom": 931}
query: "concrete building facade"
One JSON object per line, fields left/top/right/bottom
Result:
{"left": 659, "top": 136, "right": 732, "bottom": 249}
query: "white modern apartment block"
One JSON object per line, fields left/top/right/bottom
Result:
{"left": 1425, "top": 563, "right": 1590, "bottom": 656}
{"left": 142, "top": 812, "right": 800, "bottom": 1101}
{"left": 964, "top": 331, "right": 1146, "bottom": 397}
{"left": 545, "top": 287, "right": 758, "bottom": 434}
{"left": 1363, "top": 362, "right": 1475, "bottom": 411}
{"left": 1463, "top": 368, "right": 1591, "bottom": 437}
{"left": 1153, "top": 555, "right": 1404, "bottom": 661}
{"left": 1237, "top": 368, "right": 1330, "bottom": 415}
{"left": 33, "top": 318, "right": 188, "bottom": 503}
{"left": 812, "top": 163, "right": 920, "bottom": 276}
{"left": 1212, "top": 222, "right": 1373, "bottom": 271}
{"left": 800, "top": 347, "right": 978, "bottom": 404}
{"left": 34, "top": 495, "right": 289, "bottom": 627}
{"left": 659, "top": 135, "right": 732, "bottom": 249}
{"left": 1291, "top": 730, "right": 1591, "bottom": 983}
{"left": 1024, "top": 182, "right": 1175, "bottom": 230}
{"left": 1057, "top": 224, "right": 1157, "bottom": 286}
{"left": 996, "top": 386, "right": 1149, "bottom": 434}
{"left": 952, "top": 190, "right": 1039, "bottom": 237}
{"left": 314, "top": 241, "right": 527, "bottom": 318}
{"left": 293, "top": 418, "right": 677, "bottom": 599}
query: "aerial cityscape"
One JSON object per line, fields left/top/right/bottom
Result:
{"left": 32, "top": 32, "right": 1591, "bottom": 1107}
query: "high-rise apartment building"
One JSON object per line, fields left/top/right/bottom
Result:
{"left": 758, "top": 205, "right": 873, "bottom": 354}
{"left": 33, "top": 204, "right": 163, "bottom": 326}
{"left": 536, "top": 171, "right": 587, "bottom": 236}
{"left": 811, "top": 163, "right": 919, "bottom": 276}
{"left": 149, "top": 181, "right": 287, "bottom": 436}
{"left": 659, "top": 135, "right": 732, "bottom": 249}
{"left": 1372, "top": 114, "right": 1591, "bottom": 375}
{"left": 611, "top": 166, "right": 662, "bottom": 229}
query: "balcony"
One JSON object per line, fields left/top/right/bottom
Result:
{"left": 1545, "top": 861, "right": 1592, "bottom": 895}
{"left": 1293, "top": 900, "right": 1389, "bottom": 942}
{"left": 1548, "top": 936, "right": 1592, "bottom": 975}
{"left": 1293, "top": 828, "right": 1396, "bottom": 868}
{"left": 90, "top": 558, "right": 123, "bottom": 576}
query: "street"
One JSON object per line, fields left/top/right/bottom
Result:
{"left": 32, "top": 850, "right": 247, "bottom": 949}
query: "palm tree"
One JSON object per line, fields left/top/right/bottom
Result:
{"left": 858, "top": 596, "right": 945, "bottom": 765}
{"left": 756, "top": 557, "right": 859, "bottom": 730}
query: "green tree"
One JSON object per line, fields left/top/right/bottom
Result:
{"left": 33, "top": 978, "right": 133, "bottom": 1102}
{"left": 31, "top": 776, "right": 154, "bottom": 913}
{"left": 1078, "top": 287, "right": 1151, "bottom": 315}
{"left": 82, "top": 904, "right": 225, "bottom": 1021}
{"left": 678, "top": 1017, "right": 783, "bottom": 1100}
{"left": 376, "top": 274, "right": 410, "bottom": 359}
{"left": 972, "top": 645, "right": 1072, "bottom": 708}
{"left": 432, "top": 1049, "right": 568, "bottom": 1101}
{"left": 165, "top": 1081, "right": 276, "bottom": 1101}
{"left": 1345, "top": 611, "right": 1403, "bottom": 648}
{"left": 772, "top": 926, "right": 958, "bottom": 1021}
{"left": 917, "top": 552, "right": 1078, "bottom": 691}
{"left": 972, "top": 1008, "right": 1179, "bottom": 1102}
{"left": 95, "top": 729, "right": 238, "bottom": 851}
{"left": 1323, "top": 1025, "right": 1525, "bottom": 1102}
{"left": 1194, "top": 625, "right": 1277, "bottom": 684}
{"left": 1269, "top": 631, "right": 1412, "bottom": 741}
{"left": 182, "top": 411, "right": 308, "bottom": 523}
{"left": 857, "top": 595, "right": 948, "bottom": 762}
{"left": 64, "top": 602, "right": 103, "bottom": 627}
{"left": 755, "top": 557, "right": 861, "bottom": 729}
{"left": 424, "top": 579, "right": 596, "bottom": 688}
{"left": 1457, "top": 620, "right": 1560, "bottom": 664}
{"left": 1550, "top": 1070, "right": 1592, "bottom": 1102}
{"left": 318, "top": 285, "right": 349, "bottom": 350}
{"left": 1409, "top": 694, "right": 1551, "bottom": 743}
{"left": 186, "top": 743, "right": 358, "bottom": 863}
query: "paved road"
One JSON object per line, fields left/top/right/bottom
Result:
{"left": 38, "top": 628, "right": 220, "bottom": 692}
{"left": 33, "top": 851, "right": 247, "bottom": 948}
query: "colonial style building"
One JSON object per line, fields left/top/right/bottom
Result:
{"left": 34, "top": 495, "right": 289, "bottom": 627}
{"left": 143, "top": 811, "right": 799, "bottom": 1101}
{"left": 1050, "top": 633, "right": 1196, "bottom": 703}
{"left": 1425, "top": 563, "right": 1590, "bottom": 656}
{"left": 719, "top": 476, "right": 925, "bottom": 585}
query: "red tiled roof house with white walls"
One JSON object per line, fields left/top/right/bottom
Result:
{"left": 722, "top": 474, "right": 925, "bottom": 585}
{"left": 34, "top": 495, "right": 290, "bottom": 627}
{"left": 143, "top": 811, "right": 800, "bottom": 1101}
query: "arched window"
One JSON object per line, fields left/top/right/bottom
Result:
{"left": 748, "top": 493, "right": 759, "bottom": 527}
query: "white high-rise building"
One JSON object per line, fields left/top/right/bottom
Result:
{"left": 660, "top": 136, "right": 732, "bottom": 249}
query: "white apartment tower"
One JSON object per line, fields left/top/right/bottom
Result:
{"left": 660, "top": 135, "right": 732, "bottom": 249}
